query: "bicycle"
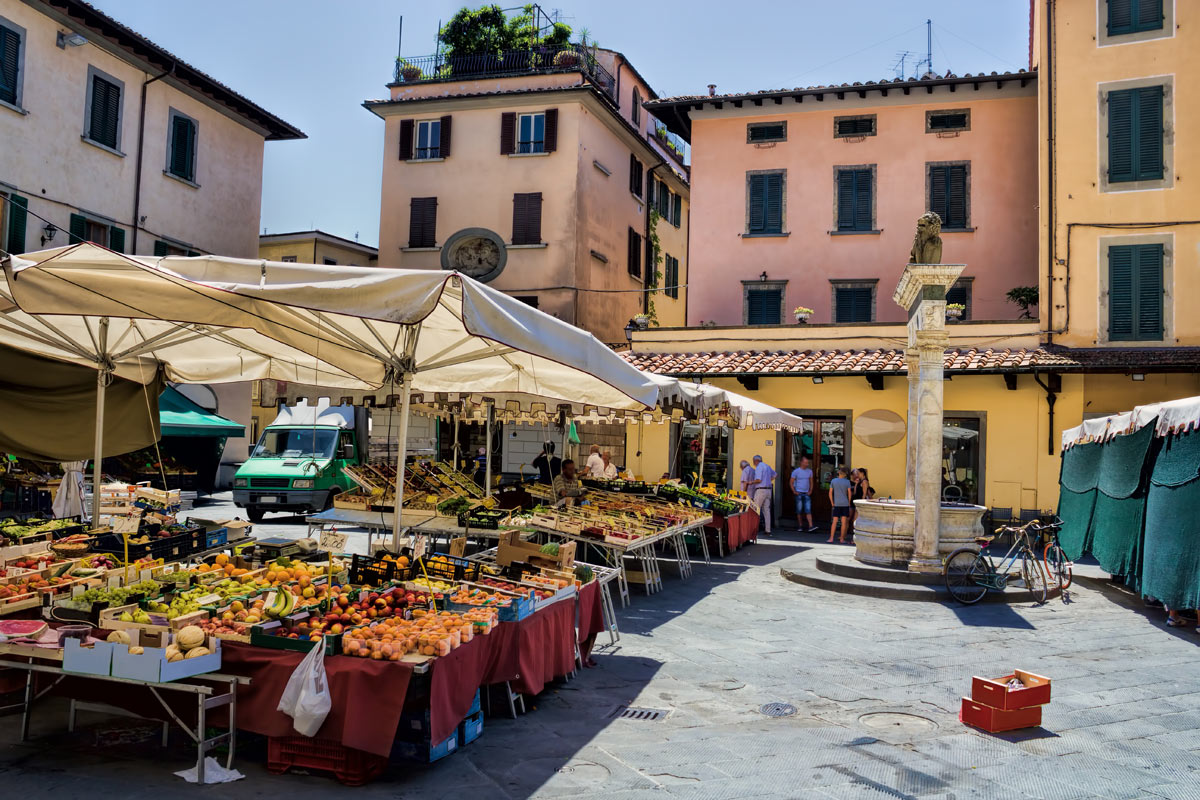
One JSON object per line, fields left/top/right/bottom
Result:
{"left": 1038, "top": 516, "right": 1073, "bottom": 592}
{"left": 943, "top": 519, "right": 1050, "bottom": 605}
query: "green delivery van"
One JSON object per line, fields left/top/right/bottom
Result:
{"left": 232, "top": 400, "right": 370, "bottom": 521}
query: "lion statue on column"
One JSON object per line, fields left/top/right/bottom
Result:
{"left": 909, "top": 212, "right": 943, "bottom": 264}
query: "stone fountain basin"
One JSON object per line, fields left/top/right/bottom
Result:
{"left": 852, "top": 498, "right": 986, "bottom": 568}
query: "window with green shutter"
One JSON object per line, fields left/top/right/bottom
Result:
{"left": 1108, "top": 243, "right": 1163, "bottom": 341}
{"left": 108, "top": 226, "right": 124, "bottom": 253}
{"left": 834, "top": 115, "right": 875, "bottom": 138}
{"left": 167, "top": 111, "right": 197, "bottom": 182}
{"left": 747, "top": 122, "right": 786, "bottom": 143}
{"left": 836, "top": 168, "right": 873, "bottom": 231}
{"left": 746, "top": 288, "right": 782, "bottom": 325}
{"left": 747, "top": 171, "right": 783, "bottom": 234}
{"left": 834, "top": 286, "right": 873, "bottom": 323}
{"left": 627, "top": 228, "right": 641, "bottom": 279}
{"left": 0, "top": 23, "right": 21, "bottom": 107}
{"left": 87, "top": 72, "right": 122, "bottom": 150}
{"left": 1108, "top": 0, "right": 1162, "bottom": 36}
{"left": 664, "top": 255, "right": 679, "bottom": 299}
{"left": 1108, "top": 85, "right": 1163, "bottom": 183}
{"left": 672, "top": 194, "right": 682, "bottom": 228}
{"left": 928, "top": 163, "right": 969, "bottom": 229}
{"left": 5, "top": 193, "right": 27, "bottom": 255}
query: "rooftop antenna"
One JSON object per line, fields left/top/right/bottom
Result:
{"left": 396, "top": 15, "right": 402, "bottom": 60}
{"left": 926, "top": 18, "right": 933, "bottom": 77}
{"left": 892, "top": 50, "right": 914, "bottom": 80}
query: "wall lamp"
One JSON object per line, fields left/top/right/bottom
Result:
{"left": 759, "top": 271, "right": 768, "bottom": 282}
{"left": 40, "top": 222, "right": 57, "bottom": 246}
{"left": 1131, "top": 373, "right": 1145, "bottom": 382}
{"left": 57, "top": 31, "right": 87, "bottom": 48}
{"left": 811, "top": 376, "right": 824, "bottom": 385}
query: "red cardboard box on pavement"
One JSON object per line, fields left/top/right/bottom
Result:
{"left": 960, "top": 698, "right": 1043, "bottom": 733}
{"left": 971, "top": 669, "right": 1052, "bottom": 711}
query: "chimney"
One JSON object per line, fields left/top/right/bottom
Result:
{"left": 707, "top": 84, "right": 716, "bottom": 97}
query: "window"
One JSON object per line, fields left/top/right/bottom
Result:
{"left": 1108, "top": 86, "right": 1163, "bottom": 183}
{"left": 416, "top": 119, "right": 441, "bottom": 159}
{"left": 632, "top": 88, "right": 641, "bottom": 126}
{"left": 323, "top": 258, "right": 337, "bottom": 266}
{"left": 746, "top": 171, "right": 784, "bottom": 234}
{"left": 672, "top": 193, "right": 682, "bottom": 229}
{"left": 85, "top": 67, "right": 123, "bottom": 151}
{"left": 1108, "top": 243, "right": 1163, "bottom": 341}
{"left": 401, "top": 116, "right": 451, "bottom": 160}
{"left": 511, "top": 192, "right": 542, "bottom": 245}
{"left": 746, "top": 288, "right": 782, "bottom": 325}
{"left": 927, "top": 109, "right": 970, "bottom": 133}
{"left": 4, "top": 192, "right": 26, "bottom": 255}
{"left": 153, "top": 240, "right": 199, "bottom": 257}
{"left": 500, "top": 109, "right": 556, "bottom": 154}
{"left": 654, "top": 178, "right": 673, "bottom": 221}
{"left": 1108, "top": 0, "right": 1162, "bottom": 36}
{"left": 409, "top": 197, "right": 438, "bottom": 248}
{"left": 928, "top": 163, "right": 969, "bottom": 229}
{"left": 835, "top": 167, "right": 873, "bottom": 232}
{"left": 832, "top": 281, "right": 876, "bottom": 323}
{"left": 166, "top": 109, "right": 197, "bottom": 183}
{"left": 629, "top": 155, "right": 643, "bottom": 198}
{"left": 747, "top": 122, "right": 787, "bottom": 143}
{"left": 281, "top": 255, "right": 298, "bottom": 263}
{"left": 627, "top": 228, "right": 641, "bottom": 279}
{"left": 946, "top": 278, "right": 973, "bottom": 320}
{"left": 834, "top": 115, "right": 875, "bottom": 138}
{"left": 518, "top": 112, "right": 545, "bottom": 154}
{"left": 664, "top": 254, "right": 679, "bottom": 299}
{"left": 69, "top": 213, "right": 124, "bottom": 252}
{"left": 0, "top": 18, "right": 24, "bottom": 109}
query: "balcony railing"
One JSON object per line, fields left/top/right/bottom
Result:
{"left": 393, "top": 44, "right": 616, "bottom": 102}
{"left": 653, "top": 125, "right": 689, "bottom": 166}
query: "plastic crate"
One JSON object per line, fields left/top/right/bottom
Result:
{"left": 457, "top": 509, "right": 507, "bottom": 530}
{"left": 349, "top": 553, "right": 396, "bottom": 587}
{"left": 391, "top": 730, "right": 458, "bottom": 763}
{"left": 204, "top": 528, "right": 229, "bottom": 549}
{"left": 266, "top": 736, "right": 388, "bottom": 786}
{"left": 419, "top": 553, "right": 480, "bottom": 583}
{"left": 459, "top": 710, "right": 484, "bottom": 745}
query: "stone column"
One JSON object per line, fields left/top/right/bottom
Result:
{"left": 904, "top": 346, "right": 918, "bottom": 501}
{"left": 910, "top": 330, "right": 949, "bottom": 572}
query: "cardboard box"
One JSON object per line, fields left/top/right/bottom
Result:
{"left": 62, "top": 637, "right": 114, "bottom": 676}
{"left": 110, "top": 630, "right": 222, "bottom": 682}
{"left": 960, "top": 697, "right": 1042, "bottom": 733}
{"left": 971, "top": 670, "right": 1051, "bottom": 711}
{"left": 496, "top": 531, "right": 576, "bottom": 571}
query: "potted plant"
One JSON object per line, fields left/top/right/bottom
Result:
{"left": 632, "top": 313, "right": 650, "bottom": 330}
{"left": 794, "top": 306, "right": 814, "bottom": 324}
{"left": 397, "top": 60, "right": 423, "bottom": 82}
{"left": 553, "top": 49, "right": 580, "bottom": 68}
{"left": 946, "top": 303, "right": 966, "bottom": 321}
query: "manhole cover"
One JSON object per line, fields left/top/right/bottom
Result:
{"left": 701, "top": 679, "right": 745, "bottom": 692}
{"left": 610, "top": 705, "right": 670, "bottom": 721}
{"left": 759, "top": 702, "right": 798, "bottom": 718}
{"left": 857, "top": 712, "right": 937, "bottom": 733}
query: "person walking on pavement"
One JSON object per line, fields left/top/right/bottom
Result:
{"left": 828, "top": 466, "right": 853, "bottom": 543}
{"left": 751, "top": 454, "right": 776, "bottom": 535}
{"left": 790, "top": 455, "right": 816, "bottom": 532}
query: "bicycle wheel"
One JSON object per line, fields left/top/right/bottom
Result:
{"left": 1043, "top": 542, "right": 1073, "bottom": 590}
{"left": 1021, "top": 549, "right": 1049, "bottom": 605}
{"left": 944, "top": 548, "right": 990, "bottom": 605}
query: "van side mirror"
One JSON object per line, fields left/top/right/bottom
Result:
{"left": 341, "top": 444, "right": 355, "bottom": 460}
{"left": 248, "top": 444, "right": 256, "bottom": 458}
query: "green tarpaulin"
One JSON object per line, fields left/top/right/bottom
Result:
{"left": 1089, "top": 424, "right": 1155, "bottom": 582}
{"left": 1142, "top": 429, "right": 1200, "bottom": 611}
{"left": 158, "top": 386, "right": 244, "bottom": 438}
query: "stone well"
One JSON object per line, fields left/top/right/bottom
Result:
{"left": 853, "top": 498, "right": 987, "bottom": 568}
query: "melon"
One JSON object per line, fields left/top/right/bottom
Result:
{"left": 0, "top": 620, "right": 48, "bottom": 640}
{"left": 176, "top": 625, "right": 205, "bottom": 651}
{"left": 184, "top": 646, "right": 211, "bottom": 659}
{"left": 106, "top": 630, "right": 132, "bottom": 645}
{"left": 128, "top": 646, "right": 144, "bottom": 655}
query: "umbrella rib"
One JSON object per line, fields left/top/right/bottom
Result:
{"left": 419, "top": 345, "right": 518, "bottom": 373}
{"left": 0, "top": 315, "right": 97, "bottom": 361}
{"left": 110, "top": 320, "right": 208, "bottom": 361}
{"left": 420, "top": 334, "right": 475, "bottom": 369}
{"left": 312, "top": 312, "right": 393, "bottom": 364}
{"left": 81, "top": 316, "right": 101, "bottom": 357}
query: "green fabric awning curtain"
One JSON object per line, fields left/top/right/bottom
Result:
{"left": 1142, "top": 429, "right": 1200, "bottom": 611}
{"left": 158, "top": 386, "right": 244, "bottom": 438}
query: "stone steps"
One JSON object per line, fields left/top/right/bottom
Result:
{"left": 779, "top": 547, "right": 1057, "bottom": 604}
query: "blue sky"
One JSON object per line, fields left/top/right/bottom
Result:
{"left": 89, "top": 1, "right": 1032, "bottom": 251}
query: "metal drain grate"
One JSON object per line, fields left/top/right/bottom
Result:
{"left": 759, "top": 702, "right": 797, "bottom": 718}
{"left": 610, "top": 705, "right": 670, "bottom": 721}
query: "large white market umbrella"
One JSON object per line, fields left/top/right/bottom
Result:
{"left": 4, "top": 243, "right": 663, "bottom": 543}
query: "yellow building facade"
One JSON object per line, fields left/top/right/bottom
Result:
{"left": 259, "top": 230, "right": 378, "bottom": 268}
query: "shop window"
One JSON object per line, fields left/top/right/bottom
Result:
{"left": 942, "top": 417, "right": 983, "bottom": 505}
{"left": 679, "top": 423, "right": 730, "bottom": 488}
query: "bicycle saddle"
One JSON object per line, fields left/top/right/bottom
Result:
{"left": 974, "top": 536, "right": 993, "bottom": 546}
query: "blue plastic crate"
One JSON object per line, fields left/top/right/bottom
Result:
{"left": 391, "top": 731, "right": 458, "bottom": 763}
{"left": 459, "top": 711, "right": 484, "bottom": 746}
{"left": 204, "top": 528, "right": 228, "bottom": 549}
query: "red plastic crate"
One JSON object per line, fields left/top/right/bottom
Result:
{"left": 266, "top": 736, "right": 388, "bottom": 786}
{"left": 971, "top": 669, "right": 1051, "bottom": 711}
{"left": 960, "top": 698, "right": 1043, "bottom": 733}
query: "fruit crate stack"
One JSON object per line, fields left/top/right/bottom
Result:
{"left": 960, "top": 669, "right": 1051, "bottom": 732}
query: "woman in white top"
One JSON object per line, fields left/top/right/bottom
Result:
{"left": 600, "top": 451, "right": 619, "bottom": 479}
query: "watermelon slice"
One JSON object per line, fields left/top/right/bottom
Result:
{"left": 0, "top": 620, "right": 48, "bottom": 640}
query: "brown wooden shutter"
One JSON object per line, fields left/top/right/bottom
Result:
{"left": 409, "top": 197, "right": 437, "bottom": 248}
{"left": 399, "top": 119, "right": 414, "bottom": 160}
{"left": 543, "top": 108, "right": 558, "bottom": 152}
{"left": 512, "top": 192, "right": 542, "bottom": 245}
{"left": 439, "top": 115, "right": 452, "bottom": 158}
{"left": 500, "top": 112, "right": 516, "bottom": 155}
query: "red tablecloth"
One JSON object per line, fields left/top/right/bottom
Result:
{"left": 577, "top": 581, "right": 605, "bottom": 644}
{"left": 706, "top": 510, "right": 759, "bottom": 553}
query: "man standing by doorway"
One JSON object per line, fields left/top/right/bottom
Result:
{"left": 790, "top": 455, "right": 816, "bottom": 532}
{"left": 828, "top": 466, "right": 853, "bottom": 543}
{"left": 751, "top": 454, "right": 775, "bottom": 536}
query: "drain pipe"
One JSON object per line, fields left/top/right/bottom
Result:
{"left": 131, "top": 64, "right": 175, "bottom": 255}
{"left": 1032, "top": 373, "right": 1060, "bottom": 456}
{"left": 1045, "top": 0, "right": 1056, "bottom": 345}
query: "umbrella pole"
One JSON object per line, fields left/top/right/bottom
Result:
{"left": 452, "top": 413, "right": 459, "bottom": 470}
{"left": 696, "top": 422, "right": 706, "bottom": 489}
{"left": 484, "top": 402, "right": 494, "bottom": 498}
{"left": 390, "top": 372, "right": 413, "bottom": 552}
{"left": 91, "top": 369, "right": 107, "bottom": 525}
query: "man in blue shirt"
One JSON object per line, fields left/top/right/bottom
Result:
{"left": 790, "top": 456, "right": 816, "bottom": 532}
{"left": 751, "top": 454, "right": 775, "bottom": 535}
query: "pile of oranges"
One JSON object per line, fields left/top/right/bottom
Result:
{"left": 340, "top": 608, "right": 497, "bottom": 661}
{"left": 194, "top": 553, "right": 251, "bottom": 578}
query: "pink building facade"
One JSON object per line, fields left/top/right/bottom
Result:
{"left": 648, "top": 73, "right": 1038, "bottom": 327}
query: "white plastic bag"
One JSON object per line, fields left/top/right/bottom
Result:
{"left": 276, "top": 641, "right": 331, "bottom": 737}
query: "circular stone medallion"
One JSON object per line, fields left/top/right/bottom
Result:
{"left": 440, "top": 228, "right": 508, "bottom": 282}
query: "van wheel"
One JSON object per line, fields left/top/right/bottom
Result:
{"left": 246, "top": 506, "right": 266, "bottom": 523}
{"left": 322, "top": 491, "right": 336, "bottom": 511}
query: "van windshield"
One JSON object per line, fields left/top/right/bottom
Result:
{"left": 252, "top": 428, "right": 337, "bottom": 459}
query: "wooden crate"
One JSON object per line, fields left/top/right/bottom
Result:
{"left": 970, "top": 670, "right": 1051, "bottom": 711}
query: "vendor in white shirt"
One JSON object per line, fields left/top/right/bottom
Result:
{"left": 597, "top": 451, "right": 619, "bottom": 479}
{"left": 585, "top": 444, "right": 605, "bottom": 477}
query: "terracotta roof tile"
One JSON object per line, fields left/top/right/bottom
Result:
{"left": 621, "top": 346, "right": 1200, "bottom": 376}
